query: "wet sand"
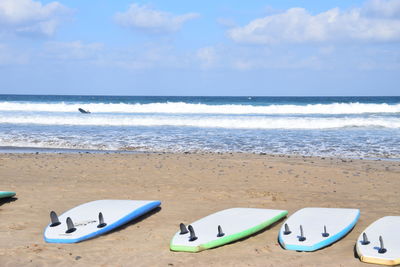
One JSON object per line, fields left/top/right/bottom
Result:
{"left": 0, "top": 153, "right": 399, "bottom": 266}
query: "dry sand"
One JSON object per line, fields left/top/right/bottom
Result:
{"left": 0, "top": 153, "right": 399, "bottom": 266}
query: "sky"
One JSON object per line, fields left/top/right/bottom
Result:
{"left": 0, "top": 0, "right": 399, "bottom": 96}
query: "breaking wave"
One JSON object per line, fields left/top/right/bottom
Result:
{"left": 0, "top": 101, "right": 399, "bottom": 115}
{"left": 1, "top": 115, "right": 399, "bottom": 129}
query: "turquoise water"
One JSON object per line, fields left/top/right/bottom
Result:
{"left": 0, "top": 95, "right": 399, "bottom": 159}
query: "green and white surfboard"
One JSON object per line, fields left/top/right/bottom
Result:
{"left": 0, "top": 191, "right": 16, "bottom": 199}
{"left": 170, "top": 208, "right": 288, "bottom": 252}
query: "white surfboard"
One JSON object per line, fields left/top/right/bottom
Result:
{"left": 356, "top": 216, "right": 400, "bottom": 266}
{"left": 170, "top": 208, "right": 288, "bottom": 252}
{"left": 44, "top": 200, "right": 161, "bottom": 243}
{"left": 279, "top": 207, "right": 360, "bottom": 251}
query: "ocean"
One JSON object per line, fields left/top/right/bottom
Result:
{"left": 0, "top": 95, "right": 399, "bottom": 159}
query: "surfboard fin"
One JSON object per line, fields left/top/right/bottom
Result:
{"left": 283, "top": 223, "right": 291, "bottom": 235}
{"left": 179, "top": 223, "right": 188, "bottom": 235}
{"left": 378, "top": 236, "right": 387, "bottom": 254}
{"left": 188, "top": 225, "right": 198, "bottom": 242}
{"left": 65, "top": 217, "right": 76, "bottom": 234}
{"left": 361, "top": 232, "right": 370, "bottom": 245}
{"left": 217, "top": 225, "right": 225, "bottom": 237}
{"left": 298, "top": 225, "right": 306, "bottom": 242}
{"left": 322, "top": 225, "right": 329, "bottom": 237}
{"left": 97, "top": 212, "right": 107, "bottom": 228}
{"left": 49, "top": 211, "right": 61, "bottom": 227}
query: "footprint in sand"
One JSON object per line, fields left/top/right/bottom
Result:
{"left": 9, "top": 222, "right": 27, "bottom": 230}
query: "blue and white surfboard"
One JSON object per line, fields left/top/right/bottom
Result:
{"left": 278, "top": 207, "right": 360, "bottom": 251}
{"left": 44, "top": 200, "right": 161, "bottom": 243}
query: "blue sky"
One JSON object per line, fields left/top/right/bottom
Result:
{"left": 0, "top": 0, "right": 399, "bottom": 96}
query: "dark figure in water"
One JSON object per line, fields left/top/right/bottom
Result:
{"left": 78, "top": 108, "right": 91, "bottom": 114}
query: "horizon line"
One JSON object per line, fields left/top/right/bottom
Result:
{"left": 0, "top": 94, "right": 399, "bottom": 98}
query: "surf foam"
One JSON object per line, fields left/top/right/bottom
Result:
{"left": 0, "top": 102, "right": 399, "bottom": 115}
{"left": 1, "top": 115, "right": 399, "bottom": 129}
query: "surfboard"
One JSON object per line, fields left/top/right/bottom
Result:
{"left": 356, "top": 216, "right": 400, "bottom": 266}
{"left": 278, "top": 207, "right": 360, "bottom": 251}
{"left": 44, "top": 199, "right": 161, "bottom": 243}
{"left": 170, "top": 208, "right": 288, "bottom": 252}
{"left": 0, "top": 191, "right": 16, "bottom": 198}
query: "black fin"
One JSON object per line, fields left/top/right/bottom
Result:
{"left": 298, "top": 225, "right": 306, "bottom": 242}
{"left": 188, "top": 225, "right": 198, "bottom": 242}
{"left": 97, "top": 212, "right": 107, "bottom": 228}
{"left": 283, "top": 223, "right": 291, "bottom": 235}
{"left": 361, "top": 232, "right": 370, "bottom": 245}
{"left": 217, "top": 225, "right": 225, "bottom": 237}
{"left": 49, "top": 211, "right": 61, "bottom": 227}
{"left": 378, "top": 236, "right": 387, "bottom": 254}
{"left": 322, "top": 225, "right": 329, "bottom": 237}
{"left": 65, "top": 217, "right": 76, "bottom": 234}
{"left": 179, "top": 223, "right": 188, "bottom": 235}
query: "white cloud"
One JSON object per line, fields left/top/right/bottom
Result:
{"left": 196, "top": 46, "right": 218, "bottom": 69}
{"left": 44, "top": 41, "right": 104, "bottom": 61}
{"left": 115, "top": 3, "right": 199, "bottom": 33}
{"left": 363, "top": 0, "right": 400, "bottom": 18}
{"left": 228, "top": 0, "right": 400, "bottom": 44}
{"left": 0, "top": 0, "right": 71, "bottom": 37}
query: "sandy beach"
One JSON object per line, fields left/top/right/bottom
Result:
{"left": 0, "top": 152, "right": 399, "bottom": 266}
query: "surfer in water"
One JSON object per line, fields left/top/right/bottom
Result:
{"left": 78, "top": 108, "right": 91, "bottom": 114}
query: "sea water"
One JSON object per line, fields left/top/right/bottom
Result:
{"left": 0, "top": 95, "right": 399, "bottom": 159}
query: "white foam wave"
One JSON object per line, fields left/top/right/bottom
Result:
{"left": 0, "top": 140, "right": 106, "bottom": 151}
{"left": 0, "top": 101, "right": 399, "bottom": 115}
{"left": 1, "top": 115, "right": 399, "bottom": 129}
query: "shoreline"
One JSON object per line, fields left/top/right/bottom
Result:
{"left": 1, "top": 146, "right": 399, "bottom": 162}
{"left": 1, "top": 152, "right": 399, "bottom": 266}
